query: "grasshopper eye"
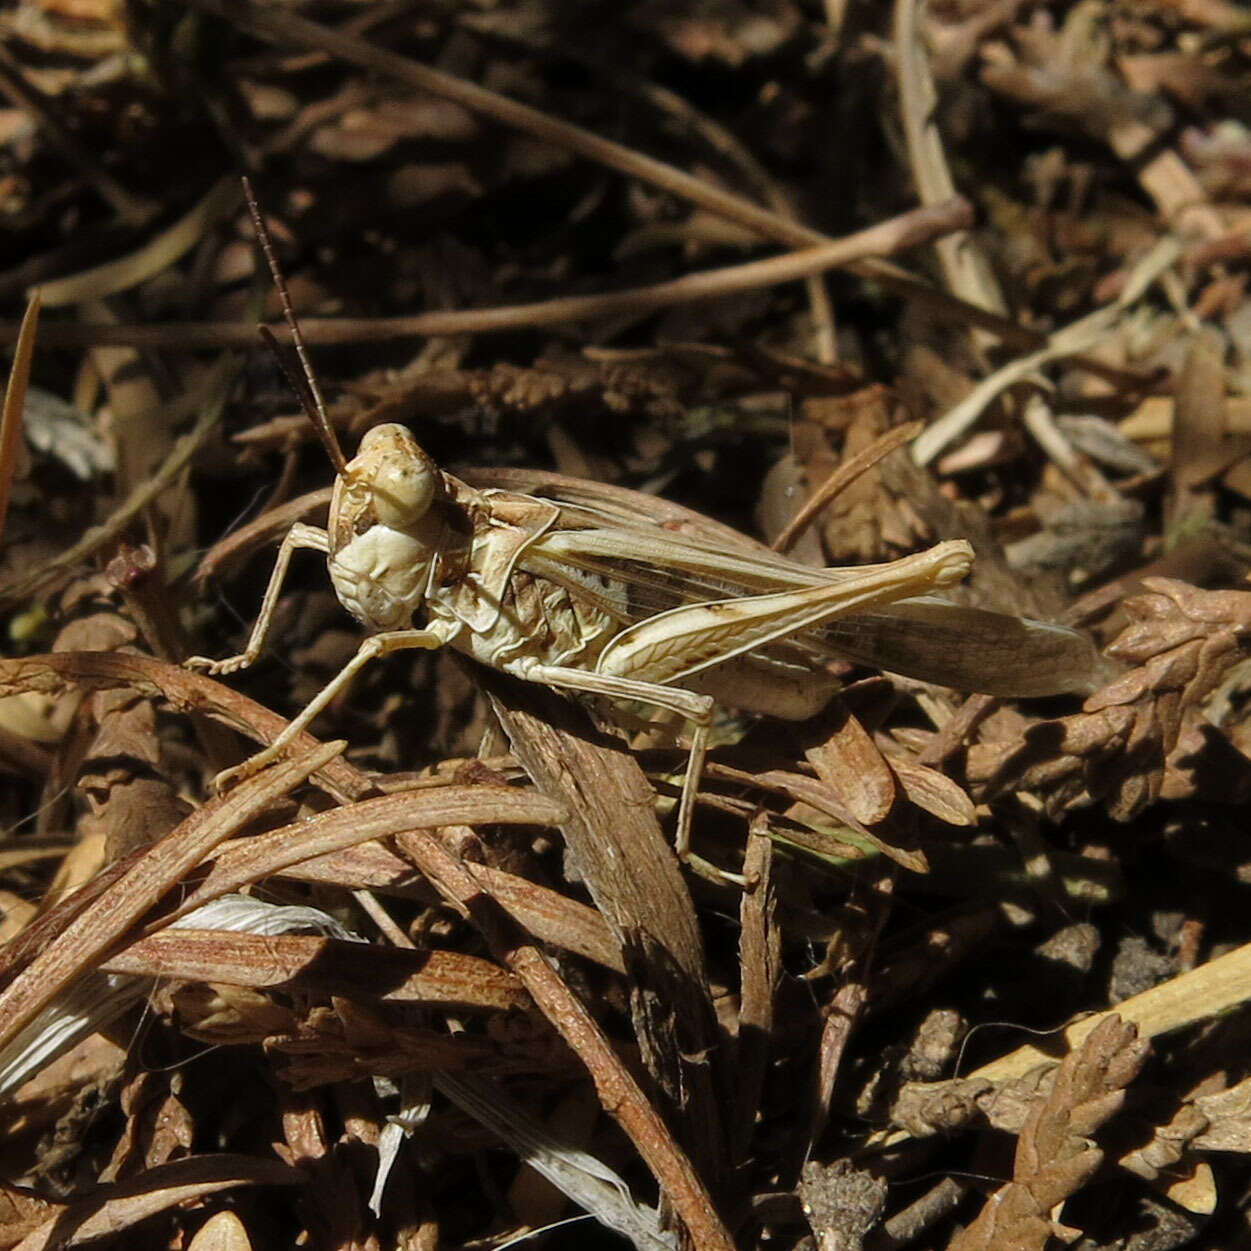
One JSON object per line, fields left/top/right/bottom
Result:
{"left": 355, "top": 424, "right": 438, "bottom": 528}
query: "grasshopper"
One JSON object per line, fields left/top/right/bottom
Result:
{"left": 188, "top": 410, "right": 1099, "bottom": 869}
{"left": 189, "top": 192, "right": 1098, "bottom": 870}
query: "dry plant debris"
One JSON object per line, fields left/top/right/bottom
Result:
{"left": 947, "top": 1016, "right": 1151, "bottom": 1251}
{"left": 0, "top": 2, "right": 1250, "bottom": 1249}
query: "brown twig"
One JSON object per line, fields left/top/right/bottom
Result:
{"left": 772, "top": 421, "right": 922, "bottom": 555}
{"left": 396, "top": 824, "right": 737, "bottom": 1251}
{"left": 0, "top": 650, "right": 375, "bottom": 802}
{"left": 0, "top": 199, "right": 970, "bottom": 350}
{"left": 103, "top": 930, "right": 526, "bottom": 1012}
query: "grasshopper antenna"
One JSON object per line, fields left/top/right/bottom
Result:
{"left": 242, "top": 176, "right": 349, "bottom": 478}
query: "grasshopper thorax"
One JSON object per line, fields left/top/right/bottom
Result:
{"left": 327, "top": 424, "right": 444, "bottom": 631}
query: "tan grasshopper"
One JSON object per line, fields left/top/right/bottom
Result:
{"left": 189, "top": 193, "right": 1098, "bottom": 869}
{"left": 188, "top": 412, "right": 1099, "bottom": 868}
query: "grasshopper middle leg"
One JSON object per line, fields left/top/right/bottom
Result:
{"left": 211, "top": 625, "right": 456, "bottom": 789}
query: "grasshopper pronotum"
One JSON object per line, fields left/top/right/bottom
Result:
{"left": 189, "top": 194, "right": 1098, "bottom": 871}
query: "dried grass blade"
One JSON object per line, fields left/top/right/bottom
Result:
{"left": 0, "top": 291, "right": 38, "bottom": 549}
{"left": 14, "top": 1155, "right": 302, "bottom": 1250}
{"left": 0, "top": 740, "right": 344, "bottom": 1049}
{"left": 434, "top": 1073, "right": 675, "bottom": 1251}
{"left": 0, "top": 651, "right": 374, "bottom": 800}
{"left": 33, "top": 179, "right": 238, "bottom": 307}
{"left": 869, "top": 940, "right": 1251, "bottom": 1156}
{"left": 887, "top": 757, "right": 976, "bottom": 826}
{"left": 173, "top": 787, "right": 567, "bottom": 919}
{"left": 103, "top": 930, "right": 526, "bottom": 1012}
{"left": 971, "top": 939, "right": 1251, "bottom": 1088}
{"left": 708, "top": 763, "right": 927, "bottom": 871}
{"left": 912, "top": 239, "right": 1180, "bottom": 466}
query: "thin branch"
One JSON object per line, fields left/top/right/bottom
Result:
{"left": 772, "top": 421, "right": 921, "bottom": 555}
{"left": 0, "top": 292, "right": 39, "bottom": 549}
{"left": 0, "top": 199, "right": 970, "bottom": 350}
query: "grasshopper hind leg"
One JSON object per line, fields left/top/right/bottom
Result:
{"left": 685, "top": 654, "right": 843, "bottom": 722}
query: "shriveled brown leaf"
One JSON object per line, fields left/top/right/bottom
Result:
{"left": 1120, "top": 1100, "right": 1210, "bottom": 1181}
{"left": 709, "top": 761, "right": 927, "bottom": 871}
{"left": 972, "top": 579, "right": 1251, "bottom": 818}
{"left": 804, "top": 698, "right": 896, "bottom": 827}
{"left": 100, "top": 1068, "right": 193, "bottom": 1182}
{"left": 887, "top": 756, "right": 976, "bottom": 826}
{"left": 187, "top": 1210, "right": 254, "bottom": 1251}
{"left": 949, "top": 1016, "right": 1150, "bottom": 1251}
{"left": 0, "top": 1179, "right": 59, "bottom": 1247}
{"left": 1193, "top": 1075, "right": 1251, "bottom": 1154}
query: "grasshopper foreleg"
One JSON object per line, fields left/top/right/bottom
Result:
{"left": 187, "top": 522, "right": 330, "bottom": 676}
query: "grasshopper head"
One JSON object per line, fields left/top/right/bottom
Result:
{"left": 345, "top": 423, "right": 438, "bottom": 528}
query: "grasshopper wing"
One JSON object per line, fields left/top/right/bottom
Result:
{"left": 816, "top": 599, "right": 1102, "bottom": 697}
{"left": 462, "top": 467, "right": 1104, "bottom": 698}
